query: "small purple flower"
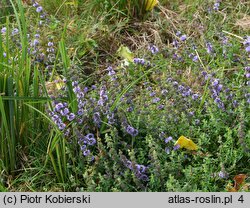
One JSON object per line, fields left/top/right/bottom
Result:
{"left": 172, "top": 81, "right": 178, "bottom": 86}
{"left": 33, "top": 39, "right": 39, "bottom": 46}
{"left": 67, "top": 113, "right": 75, "bottom": 121}
{"left": 138, "top": 174, "right": 149, "bottom": 181}
{"left": 36, "top": 6, "right": 43, "bottom": 13}
{"left": 148, "top": 45, "right": 159, "bottom": 54}
{"left": 77, "top": 108, "right": 84, "bottom": 116}
{"left": 173, "top": 144, "right": 180, "bottom": 151}
{"left": 246, "top": 73, "right": 250, "bottom": 78}
{"left": 73, "top": 86, "right": 81, "bottom": 93}
{"left": 55, "top": 103, "right": 64, "bottom": 112}
{"left": 60, "top": 108, "right": 69, "bottom": 116}
{"left": 213, "top": 2, "right": 220, "bottom": 11}
{"left": 1, "top": 27, "right": 6, "bottom": 34}
{"left": 245, "top": 46, "right": 250, "bottom": 53}
{"left": 40, "top": 14, "right": 45, "bottom": 19}
{"left": 80, "top": 145, "right": 87, "bottom": 151}
{"left": 243, "top": 36, "right": 250, "bottom": 45}
{"left": 77, "top": 118, "right": 83, "bottom": 124}
{"left": 161, "top": 89, "right": 168, "bottom": 96}
{"left": 124, "top": 160, "right": 133, "bottom": 170}
{"left": 165, "top": 136, "right": 173, "bottom": 143}
{"left": 180, "top": 35, "right": 187, "bottom": 41}
{"left": 192, "top": 93, "right": 199, "bottom": 100}
{"left": 85, "top": 133, "right": 94, "bottom": 139}
{"left": 192, "top": 55, "right": 198, "bottom": 62}
{"left": 34, "top": 33, "right": 40, "bottom": 38}
{"left": 218, "top": 171, "right": 228, "bottom": 179}
{"left": 217, "top": 84, "right": 223, "bottom": 92}
{"left": 165, "top": 147, "right": 171, "bottom": 154}
{"left": 212, "top": 79, "right": 219, "bottom": 87}
{"left": 64, "top": 129, "right": 70, "bottom": 136}
{"left": 126, "top": 125, "right": 138, "bottom": 137}
{"left": 152, "top": 97, "right": 160, "bottom": 103}
{"left": 206, "top": 42, "right": 213, "bottom": 54}
{"left": 232, "top": 100, "right": 238, "bottom": 108}
{"left": 58, "top": 122, "right": 66, "bottom": 130}
{"left": 33, "top": 2, "right": 39, "bottom": 7}
{"left": 48, "top": 42, "right": 54, "bottom": 47}
{"left": 12, "top": 28, "right": 19, "bottom": 35}
{"left": 135, "top": 164, "right": 146, "bottom": 173}
{"left": 176, "top": 31, "right": 181, "bottom": 36}
{"left": 189, "top": 111, "right": 194, "bottom": 116}
{"left": 93, "top": 112, "right": 101, "bottom": 126}
{"left": 107, "top": 66, "right": 116, "bottom": 76}
{"left": 157, "top": 104, "right": 164, "bottom": 110}
{"left": 172, "top": 40, "right": 179, "bottom": 48}
{"left": 52, "top": 114, "right": 59, "bottom": 122}
{"left": 107, "top": 113, "right": 115, "bottom": 124}
{"left": 76, "top": 92, "right": 84, "bottom": 99}
{"left": 133, "top": 58, "right": 145, "bottom": 65}
{"left": 83, "top": 149, "right": 90, "bottom": 156}
{"left": 127, "top": 106, "right": 134, "bottom": 112}
{"left": 178, "top": 85, "right": 185, "bottom": 92}
{"left": 72, "top": 81, "right": 78, "bottom": 87}
{"left": 182, "top": 89, "right": 192, "bottom": 97}
{"left": 87, "top": 138, "right": 96, "bottom": 146}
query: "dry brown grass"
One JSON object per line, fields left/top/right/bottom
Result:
{"left": 235, "top": 14, "right": 250, "bottom": 31}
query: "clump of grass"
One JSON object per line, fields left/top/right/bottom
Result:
{"left": 0, "top": 0, "right": 49, "bottom": 177}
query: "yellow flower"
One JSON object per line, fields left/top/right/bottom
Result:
{"left": 174, "top": 135, "right": 198, "bottom": 151}
{"left": 145, "top": 0, "right": 158, "bottom": 11}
